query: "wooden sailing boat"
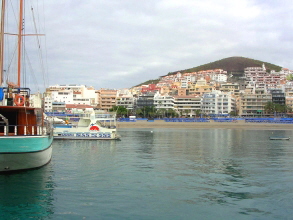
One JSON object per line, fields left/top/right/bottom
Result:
{"left": 0, "top": 0, "right": 53, "bottom": 172}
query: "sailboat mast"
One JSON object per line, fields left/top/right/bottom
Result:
{"left": 0, "top": 0, "right": 6, "bottom": 86}
{"left": 17, "top": 0, "right": 24, "bottom": 87}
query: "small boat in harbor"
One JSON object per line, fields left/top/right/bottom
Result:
{"left": 52, "top": 111, "right": 120, "bottom": 140}
{"left": 269, "top": 137, "right": 290, "bottom": 140}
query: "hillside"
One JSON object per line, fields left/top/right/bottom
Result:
{"left": 135, "top": 56, "right": 283, "bottom": 87}
{"left": 168, "top": 56, "right": 282, "bottom": 76}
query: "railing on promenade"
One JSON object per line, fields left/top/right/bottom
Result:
{"left": 245, "top": 118, "right": 293, "bottom": 124}
{"left": 164, "top": 118, "right": 210, "bottom": 122}
{"left": 213, "top": 118, "right": 237, "bottom": 123}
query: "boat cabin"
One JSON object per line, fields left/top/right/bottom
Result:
{"left": 0, "top": 87, "right": 43, "bottom": 136}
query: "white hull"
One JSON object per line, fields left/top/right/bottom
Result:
{"left": 53, "top": 111, "right": 120, "bottom": 140}
{"left": 54, "top": 136, "right": 119, "bottom": 140}
{"left": 0, "top": 145, "right": 52, "bottom": 172}
{"left": 53, "top": 131, "right": 120, "bottom": 140}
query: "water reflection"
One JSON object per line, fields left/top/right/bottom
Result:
{"left": 0, "top": 165, "right": 55, "bottom": 219}
{"left": 120, "top": 128, "right": 293, "bottom": 216}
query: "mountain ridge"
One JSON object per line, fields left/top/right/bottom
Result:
{"left": 167, "top": 56, "right": 282, "bottom": 75}
{"left": 135, "top": 56, "right": 283, "bottom": 87}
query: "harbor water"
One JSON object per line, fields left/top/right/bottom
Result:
{"left": 1, "top": 128, "right": 293, "bottom": 219}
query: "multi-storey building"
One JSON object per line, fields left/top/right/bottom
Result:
{"left": 188, "top": 78, "right": 213, "bottom": 96}
{"left": 51, "top": 90, "right": 74, "bottom": 103}
{"left": 173, "top": 95, "right": 201, "bottom": 117}
{"left": 285, "top": 91, "right": 293, "bottom": 111}
{"left": 201, "top": 91, "right": 235, "bottom": 116}
{"left": 46, "top": 84, "right": 98, "bottom": 106}
{"left": 116, "top": 95, "right": 136, "bottom": 111}
{"left": 219, "top": 83, "right": 240, "bottom": 96}
{"left": 239, "top": 89, "right": 272, "bottom": 117}
{"left": 211, "top": 73, "right": 227, "bottom": 82}
{"left": 244, "top": 65, "right": 283, "bottom": 90}
{"left": 153, "top": 93, "right": 174, "bottom": 110}
{"left": 51, "top": 102, "right": 66, "bottom": 112}
{"left": 177, "top": 88, "right": 187, "bottom": 96}
{"left": 96, "top": 89, "right": 118, "bottom": 111}
{"left": 136, "top": 93, "right": 155, "bottom": 109}
{"left": 268, "top": 89, "right": 285, "bottom": 106}
{"left": 44, "top": 94, "right": 52, "bottom": 112}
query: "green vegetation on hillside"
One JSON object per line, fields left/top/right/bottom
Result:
{"left": 133, "top": 79, "right": 160, "bottom": 87}
{"left": 168, "top": 56, "right": 282, "bottom": 75}
{"left": 134, "top": 56, "right": 283, "bottom": 87}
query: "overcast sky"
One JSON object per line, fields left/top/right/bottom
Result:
{"left": 23, "top": 0, "right": 293, "bottom": 91}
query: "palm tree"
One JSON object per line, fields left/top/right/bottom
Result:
{"left": 264, "top": 101, "right": 275, "bottom": 114}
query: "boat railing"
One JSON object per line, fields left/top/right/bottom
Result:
{"left": 95, "top": 114, "right": 116, "bottom": 119}
{"left": 0, "top": 124, "right": 48, "bottom": 136}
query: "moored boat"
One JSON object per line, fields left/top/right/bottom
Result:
{"left": 52, "top": 111, "right": 120, "bottom": 140}
{"left": 0, "top": 89, "right": 53, "bottom": 172}
{"left": 0, "top": 1, "right": 53, "bottom": 172}
{"left": 269, "top": 137, "right": 290, "bottom": 140}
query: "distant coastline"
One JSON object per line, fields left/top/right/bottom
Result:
{"left": 117, "top": 119, "right": 293, "bottom": 130}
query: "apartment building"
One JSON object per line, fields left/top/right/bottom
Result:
{"left": 201, "top": 91, "right": 235, "bottom": 116}
{"left": 211, "top": 73, "right": 227, "bottom": 82}
{"left": 239, "top": 89, "right": 272, "bottom": 117}
{"left": 244, "top": 65, "right": 282, "bottom": 90}
{"left": 285, "top": 91, "right": 293, "bottom": 110}
{"left": 188, "top": 78, "right": 213, "bottom": 96}
{"left": 219, "top": 83, "right": 240, "bottom": 96}
{"left": 96, "top": 89, "right": 118, "bottom": 111}
{"left": 44, "top": 94, "right": 52, "bottom": 112}
{"left": 51, "top": 102, "right": 66, "bottom": 112}
{"left": 136, "top": 93, "right": 155, "bottom": 109}
{"left": 173, "top": 95, "right": 201, "bottom": 117}
{"left": 153, "top": 93, "right": 174, "bottom": 110}
{"left": 47, "top": 84, "right": 97, "bottom": 106}
{"left": 269, "top": 89, "right": 285, "bottom": 106}
{"left": 116, "top": 95, "right": 136, "bottom": 110}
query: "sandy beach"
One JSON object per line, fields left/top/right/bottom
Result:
{"left": 117, "top": 119, "right": 293, "bottom": 130}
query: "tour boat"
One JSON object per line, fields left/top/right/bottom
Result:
{"left": 0, "top": 1, "right": 53, "bottom": 172}
{"left": 52, "top": 111, "right": 120, "bottom": 140}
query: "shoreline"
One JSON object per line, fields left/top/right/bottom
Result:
{"left": 117, "top": 119, "right": 293, "bottom": 130}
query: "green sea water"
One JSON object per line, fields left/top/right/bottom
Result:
{"left": 1, "top": 128, "right": 293, "bottom": 219}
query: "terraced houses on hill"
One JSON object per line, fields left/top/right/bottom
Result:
{"left": 44, "top": 64, "right": 293, "bottom": 117}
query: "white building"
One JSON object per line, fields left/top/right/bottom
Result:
{"left": 30, "top": 93, "right": 42, "bottom": 108}
{"left": 153, "top": 93, "right": 174, "bottom": 110}
{"left": 180, "top": 80, "right": 189, "bottom": 88}
{"left": 47, "top": 84, "right": 98, "bottom": 106}
{"left": 117, "top": 89, "right": 136, "bottom": 111}
{"left": 44, "top": 94, "right": 53, "bottom": 112}
{"left": 51, "top": 90, "right": 74, "bottom": 103}
{"left": 201, "top": 91, "right": 235, "bottom": 116}
{"left": 211, "top": 73, "right": 227, "bottom": 82}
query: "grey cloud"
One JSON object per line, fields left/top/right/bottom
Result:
{"left": 36, "top": 0, "right": 293, "bottom": 90}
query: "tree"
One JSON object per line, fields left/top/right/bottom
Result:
{"left": 195, "top": 110, "right": 201, "bottom": 117}
{"left": 264, "top": 102, "right": 292, "bottom": 116}
{"left": 135, "top": 108, "right": 143, "bottom": 117}
{"left": 286, "top": 74, "right": 293, "bottom": 81}
{"left": 264, "top": 101, "right": 275, "bottom": 114}
{"left": 229, "top": 111, "right": 237, "bottom": 117}
{"left": 109, "top": 106, "right": 127, "bottom": 117}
